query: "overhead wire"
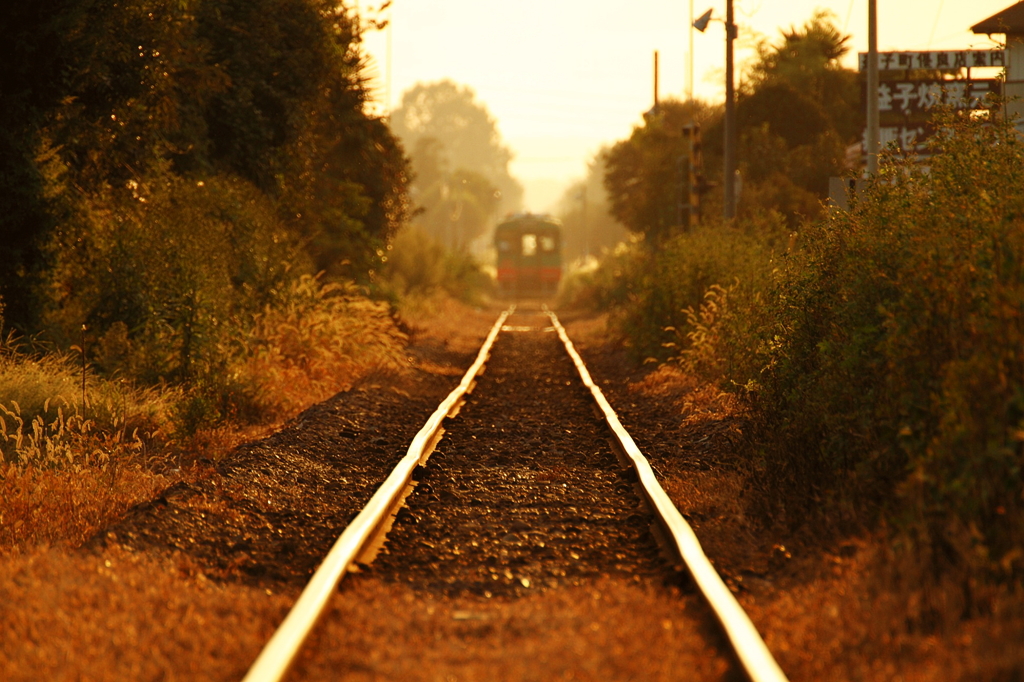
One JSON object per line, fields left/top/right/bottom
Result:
{"left": 928, "top": 0, "right": 946, "bottom": 48}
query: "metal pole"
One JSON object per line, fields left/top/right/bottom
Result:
{"left": 866, "top": 0, "right": 879, "bottom": 174}
{"left": 723, "top": 0, "right": 736, "bottom": 219}
{"left": 654, "top": 50, "right": 660, "bottom": 110}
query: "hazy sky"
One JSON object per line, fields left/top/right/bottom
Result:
{"left": 359, "top": 1, "right": 1014, "bottom": 209}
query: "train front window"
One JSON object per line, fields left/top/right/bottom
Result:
{"left": 540, "top": 236, "right": 556, "bottom": 252}
{"left": 521, "top": 234, "right": 537, "bottom": 256}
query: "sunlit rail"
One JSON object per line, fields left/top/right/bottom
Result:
{"left": 546, "top": 308, "right": 788, "bottom": 682}
{"left": 243, "top": 306, "right": 788, "bottom": 682}
{"left": 241, "top": 308, "right": 512, "bottom": 682}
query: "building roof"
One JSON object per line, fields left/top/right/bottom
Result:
{"left": 973, "top": 2, "right": 1024, "bottom": 34}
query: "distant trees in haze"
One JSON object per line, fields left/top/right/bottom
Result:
{"left": 555, "top": 150, "right": 629, "bottom": 263}
{"left": 389, "top": 80, "right": 523, "bottom": 251}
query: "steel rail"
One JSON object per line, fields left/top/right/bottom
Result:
{"left": 241, "top": 307, "right": 514, "bottom": 682}
{"left": 546, "top": 310, "right": 789, "bottom": 682}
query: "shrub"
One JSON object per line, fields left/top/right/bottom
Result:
{"left": 583, "top": 112, "right": 1024, "bottom": 585}
{"left": 382, "top": 225, "right": 492, "bottom": 304}
{"left": 751, "top": 112, "right": 1024, "bottom": 580}
{"left": 594, "top": 216, "right": 788, "bottom": 366}
{"left": 243, "top": 274, "right": 408, "bottom": 416}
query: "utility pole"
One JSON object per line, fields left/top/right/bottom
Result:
{"left": 723, "top": 0, "right": 737, "bottom": 219}
{"left": 654, "top": 50, "right": 660, "bottom": 110}
{"left": 866, "top": 0, "right": 880, "bottom": 174}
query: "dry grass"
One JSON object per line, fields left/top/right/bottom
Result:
{"left": 0, "top": 545, "right": 733, "bottom": 681}
{"left": 0, "top": 295, "right": 739, "bottom": 681}
{"left": 0, "top": 278, "right": 413, "bottom": 556}
{"left": 0, "top": 545, "right": 292, "bottom": 682}
{"left": 244, "top": 275, "right": 410, "bottom": 417}
{"left": 741, "top": 539, "right": 1024, "bottom": 681}
{"left": 1, "top": 464, "right": 174, "bottom": 551}
{"left": 7, "top": 302, "right": 1020, "bottom": 681}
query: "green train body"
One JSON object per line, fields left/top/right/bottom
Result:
{"left": 494, "top": 214, "right": 563, "bottom": 297}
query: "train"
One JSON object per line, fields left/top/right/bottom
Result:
{"left": 493, "top": 214, "right": 563, "bottom": 297}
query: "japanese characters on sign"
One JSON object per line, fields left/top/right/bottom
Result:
{"left": 859, "top": 50, "right": 1006, "bottom": 72}
{"left": 859, "top": 49, "right": 1004, "bottom": 158}
{"left": 876, "top": 79, "right": 1000, "bottom": 119}
{"left": 862, "top": 126, "right": 930, "bottom": 155}
{"left": 863, "top": 79, "right": 1000, "bottom": 156}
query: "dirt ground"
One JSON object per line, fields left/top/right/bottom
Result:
{"left": 1, "top": 301, "right": 1022, "bottom": 681}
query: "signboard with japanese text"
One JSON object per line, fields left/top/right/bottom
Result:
{"left": 859, "top": 50, "right": 1005, "bottom": 158}
{"left": 859, "top": 50, "right": 1005, "bottom": 72}
{"left": 861, "top": 125, "right": 931, "bottom": 156}
{"left": 874, "top": 79, "right": 1000, "bottom": 123}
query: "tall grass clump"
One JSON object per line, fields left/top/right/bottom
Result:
{"left": 382, "top": 225, "right": 493, "bottom": 304}
{"left": 0, "top": 340, "right": 171, "bottom": 469}
{"left": 752, "top": 113, "right": 1024, "bottom": 583}
{"left": 0, "top": 273, "right": 411, "bottom": 550}
{"left": 581, "top": 215, "right": 789, "bottom": 373}
{"left": 0, "top": 334, "right": 183, "bottom": 550}
{"left": 244, "top": 274, "right": 408, "bottom": 416}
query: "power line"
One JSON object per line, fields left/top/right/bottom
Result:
{"left": 928, "top": 0, "right": 946, "bottom": 48}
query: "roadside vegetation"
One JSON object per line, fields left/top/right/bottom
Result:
{"left": 0, "top": 0, "right": 413, "bottom": 551}
{"left": 581, "top": 113, "right": 1024, "bottom": 658}
{"left": 602, "top": 112, "right": 1024, "bottom": 568}
{"left": 568, "top": 10, "right": 1024, "bottom": 637}
{"left": 3, "top": 2, "right": 1020, "bottom": 673}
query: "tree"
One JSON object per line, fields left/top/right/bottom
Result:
{"left": 390, "top": 80, "right": 522, "bottom": 234}
{"left": 701, "top": 10, "right": 860, "bottom": 223}
{"left": 0, "top": 0, "right": 410, "bottom": 338}
{"left": 407, "top": 167, "right": 499, "bottom": 251}
{"left": 747, "top": 10, "right": 861, "bottom": 142}
{"left": 603, "top": 99, "right": 718, "bottom": 243}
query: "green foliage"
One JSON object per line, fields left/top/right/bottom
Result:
{"left": 0, "top": 271, "right": 410, "bottom": 463}
{"left": 382, "top": 226, "right": 492, "bottom": 303}
{"left": 603, "top": 99, "right": 718, "bottom": 243}
{"left": 578, "top": 216, "right": 787, "bottom": 367}
{"left": 751, "top": 114, "right": 1024, "bottom": 578}
{"left": 587, "top": 111, "right": 1024, "bottom": 584}
{"left": 1, "top": 0, "right": 409, "bottom": 336}
{"left": 577, "top": 10, "right": 1022, "bottom": 590}
{"left": 46, "top": 173, "right": 300, "bottom": 383}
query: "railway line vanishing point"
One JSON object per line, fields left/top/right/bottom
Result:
{"left": 238, "top": 307, "right": 787, "bottom": 682}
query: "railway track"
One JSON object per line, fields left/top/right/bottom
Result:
{"left": 243, "top": 307, "right": 787, "bottom": 682}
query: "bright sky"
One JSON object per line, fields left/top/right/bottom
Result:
{"left": 358, "top": 0, "right": 1014, "bottom": 210}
